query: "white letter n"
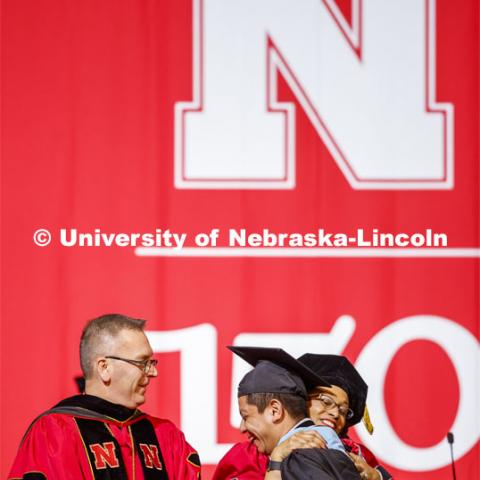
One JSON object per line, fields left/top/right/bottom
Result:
{"left": 175, "top": 0, "right": 453, "bottom": 190}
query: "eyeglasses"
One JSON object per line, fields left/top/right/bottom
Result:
{"left": 309, "top": 393, "right": 354, "bottom": 420}
{"left": 105, "top": 355, "right": 158, "bottom": 374}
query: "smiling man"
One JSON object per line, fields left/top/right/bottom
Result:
{"left": 226, "top": 346, "right": 360, "bottom": 480}
{"left": 9, "top": 314, "right": 201, "bottom": 480}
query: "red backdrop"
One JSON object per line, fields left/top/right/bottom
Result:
{"left": 2, "top": 0, "right": 479, "bottom": 478}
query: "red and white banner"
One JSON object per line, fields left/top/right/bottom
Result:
{"left": 2, "top": 0, "right": 479, "bottom": 478}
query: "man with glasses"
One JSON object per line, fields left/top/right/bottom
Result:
{"left": 9, "top": 313, "right": 201, "bottom": 480}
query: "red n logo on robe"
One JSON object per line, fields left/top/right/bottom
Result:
{"left": 89, "top": 442, "right": 120, "bottom": 469}
{"left": 139, "top": 443, "right": 163, "bottom": 469}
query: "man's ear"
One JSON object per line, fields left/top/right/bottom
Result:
{"left": 269, "top": 398, "right": 285, "bottom": 423}
{"left": 96, "top": 357, "right": 111, "bottom": 384}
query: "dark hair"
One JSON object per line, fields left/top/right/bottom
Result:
{"left": 246, "top": 393, "right": 307, "bottom": 421}
{"left": 80, "top": 313, "right": 146, "bottom": 378}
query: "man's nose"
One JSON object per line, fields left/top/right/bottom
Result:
{"left": 148, "top": 364, "right": 158, "bottom": 377}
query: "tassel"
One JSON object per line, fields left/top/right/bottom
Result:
{"left": 362, "top": 405, "right": 374, "bottom": 434}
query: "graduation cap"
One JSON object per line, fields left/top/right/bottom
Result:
{"left": 298, "top": 354, "right": 371, "bottom": 431}
{"left": 228, "top": 346, "right": 330, "bottom": 399}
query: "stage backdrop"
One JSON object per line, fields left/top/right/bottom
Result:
{"left": 2, "top": 0, "right": 479, "bottom": 478}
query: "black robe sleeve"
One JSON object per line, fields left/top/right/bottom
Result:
{"left": 281, "top": 448, "right": 361, "bottom": 480}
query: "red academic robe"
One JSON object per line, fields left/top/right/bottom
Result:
{"left": 8, "top": 395, "right": 201, "bottom": 480}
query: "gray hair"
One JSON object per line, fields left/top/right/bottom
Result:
{"left": 80, "top": 313, "right": 146, "bottom": 378}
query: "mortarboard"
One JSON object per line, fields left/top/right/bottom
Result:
{"left": 298, "top": 354, "right": 369, "bottom": 429}
{"left": 229, "top": 346, "right": 330, "bottom": 399}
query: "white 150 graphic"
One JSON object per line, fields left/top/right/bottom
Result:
{"left": 175, "top": 0, "right": 453, "bottom": 190}
{"left": 147, "top": 315, "right": 479, "bottom": 470}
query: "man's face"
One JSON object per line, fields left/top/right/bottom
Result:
{"left": 307, "top": 385, "right": 350, "bottom": 434}
{"left": 238, "top": 395, "right": 278, "bottom": 455}
{"left": 106, "top": 329, "right": 157, "bottom": 408}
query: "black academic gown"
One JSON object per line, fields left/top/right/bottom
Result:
{"left": 281, "top": 448, "right": 361, "bottom": 480}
